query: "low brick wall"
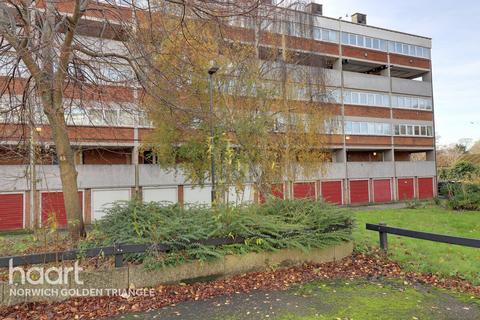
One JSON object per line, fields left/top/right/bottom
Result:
{"left": 0, "top": 242, "right": 353, "bottom": 306}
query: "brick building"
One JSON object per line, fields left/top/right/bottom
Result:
{"left": 0, "top": 1, "right": 436, "bottom": 230}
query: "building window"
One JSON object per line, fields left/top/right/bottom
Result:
{"left": 345, "top": 121, "right": 391, "bottom": 136}
{"left": 394, "top": 124, "right": 433, "bottom": 137}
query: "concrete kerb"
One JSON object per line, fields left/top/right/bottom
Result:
{"left": 0, "top": 242, "right": 353, "bottom": 306}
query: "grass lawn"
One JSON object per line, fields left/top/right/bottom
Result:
{"left": 354, "top": 206, "right": 480, "bottom": 284}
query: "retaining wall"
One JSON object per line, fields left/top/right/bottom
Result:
{"left": 0, "top": 242, "right": 353, "bottom": 306}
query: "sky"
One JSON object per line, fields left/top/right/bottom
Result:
{"left": 310, "top": 0, "right": 480, "bottom": 147}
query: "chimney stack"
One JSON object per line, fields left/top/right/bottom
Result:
{"left": 306, "top": 2, "right": 323, "bottom": 16}
{"left": 351, "top": 13, "right": 367, "bottom": 25}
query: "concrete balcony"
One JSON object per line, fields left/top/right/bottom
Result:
{"left": 347, "top": 162, "right": 395, "bottom": 179}
{"left": 396, "top": 161, "right": 436, "bottom": 177}
{"left": 343, "top": 71, "right": 390, "bottom": 92}
{"left": 0, "top": 161, "right": 437, "bottom": 192}
{"left": 391, "top": 77, "right": 432, "bottom": 97}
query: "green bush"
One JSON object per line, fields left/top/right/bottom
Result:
{"left": 445, "top": 183, "right": 480, "bottom": 211}
{"left": 84, "top": 199, "right": 354, "bottom": 268}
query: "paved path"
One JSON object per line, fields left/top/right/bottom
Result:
{"left": 110, "top": 279, "right": 480, "bottom": 320}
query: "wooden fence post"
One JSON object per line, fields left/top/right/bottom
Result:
{"left": 379, "top": 222, "right": 388, "bottom": 251}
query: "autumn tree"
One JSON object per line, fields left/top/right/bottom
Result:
{"left": 0, "top": 0, "right": 260, "bottom": 239}
{"left": 142, "top": 3, "right": 337, "bottom": 204}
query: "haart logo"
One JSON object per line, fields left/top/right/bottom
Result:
{"left": 9, "top": 259, "right": 84, "bottom": 285}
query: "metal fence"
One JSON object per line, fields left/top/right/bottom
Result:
{"left": 0, "top": 236, "right": 245, "bottom": 268}
{"left": 366, "top": 223, "right": 480, "bottom": 251}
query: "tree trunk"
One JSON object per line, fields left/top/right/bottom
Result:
{"left": 42, "top": 96, "right": 85, "bottom": 241}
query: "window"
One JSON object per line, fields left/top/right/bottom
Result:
{"left": 392, "top": 95, "right": 432, "bottom": 111}
{"left": 351, "top": 92, "right": 359, "bottom": 104}
{"left": 345, "top": 121, "right": 391, "bottom": 136}
{"left": 373, "top": 38, "right": 380, "bottom": 49}
{"left": 407, "top": 125, "right": 413, "bottom": 136}
{"left": 329, "top": 30, "right": 339, "bottom": 42}
{"left": 349, "top": 34, "right": 357, "bottom": 46}
{"left": 421, "top": 126, "right": 427, "bottom": 136}
{"left": 395, "top": 123, "right": 433, "bottom": 137}
{"left": 365, "top": 37, "right": 372, "bottom": 48}
{"left": 357, "top": 35, "right": 365, "bottom": 47}
{"left": 368, "top": 94, "right": 375, "bottom": 106}
{"left": 360, "top": 92, "right": 367, "bottom": 104}
{"left": 342, "top": 32, "right": 349, "bottom": 44}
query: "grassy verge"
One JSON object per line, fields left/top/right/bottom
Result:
{"left": 354, "top": 206, "right": 480, "bottom": 284}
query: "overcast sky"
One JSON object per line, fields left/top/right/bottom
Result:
{"left": 311, "top": 0, "right": 480, "bottom": 147}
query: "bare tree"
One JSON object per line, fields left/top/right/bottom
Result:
{"left": 0, "top": 0, "right": 260, "bottom": 240}
{"left": 142, "top": 1, "right": 336, "bottom": 203}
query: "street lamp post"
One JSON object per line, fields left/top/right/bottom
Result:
{"left": 208, "top": 66, "right": 219, "bottom": 204}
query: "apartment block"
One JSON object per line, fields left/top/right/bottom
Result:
{"left": 0, "top": 1, "right": 436, "bottom": 231}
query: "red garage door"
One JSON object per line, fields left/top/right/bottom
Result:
{"left": 0, "top": 193, "right": 23, "bottom": 231}
{"left": 321, "top": 181, "right": 342, "bottom": 205}
{"left": 41, "top": 192, "right": 83, "bottom": 227}
{"left": 349, "top": 180, "right": 369, "bottom": 204}
{"left": 398, "top": 178, "right": 414, "bottom": 200}
{"left": 418, "top": 177, "right": 434, "bottom": 199}
{"left": 293, "top": 182, "right": 316, "bottom": 200}
{"left": 373, "top": 179, "right": 392, "bottom": 203}
{"left": 259, "top": 184, "right": 284, "bottom": 203}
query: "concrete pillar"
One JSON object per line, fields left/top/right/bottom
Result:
{"left": 423, "top": 72, "right": 432, "bottom": 82}
{"left": 333, "top": 58, "right": 342, "bottom": 71}
{"left": 426, "top": 150, "right": 435, "bottom": 161}
{"left": 333, "top": 149, "right": 346, "bottom": 162}
{"left": 384, "top": 149, "right": 394, "bottom": 161}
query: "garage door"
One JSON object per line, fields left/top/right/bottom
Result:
{"left": 41, "top": 191, "right": 83, "bottom": 227}
{"left": 143, "top": 187, "right": 177, "bottom": 204}
{"left": 373, "top": 179, "right": 392, "bottom": 203}
{"left": 184, "top": 185, "right": 212, "bottom": 206}
{"left": 227, "top": 184, "right": 254, "bottom": 205}
{"left": 418, "top": 177, "right": 434, "bottom": 199}
{"left": 293, "top": 182, "right": 316, "bottom": 200}
{"left": 321, "top": 181, "right": 342, "bottom": 205}
{"left": 92, "top": 189, "right": 130, "bottom": 221}
{"left": 0, "top": 193, "right": 23, "bottom": 231}
{"left": 259, "top": 183, "right": 284, "bottom": 203}
{"left": 397, "top": 178, "right": 414, "bottom": 200}
{"left": 349, "top": 180, "right": 369, "bottom": 204}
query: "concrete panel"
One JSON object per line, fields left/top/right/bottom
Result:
{"left": 139, "top": 165, "right": 186, "bottom": 186}
{"left": 323, "top": 69, "right": 341, "bottom": 87}
{"left": 0, "top": 166, "right": 28, "bottom": 191}
{"left": 347, "top": 162, "right": 394, "bottom": 179}
{"left": 396, "top": 161, "right": 436, "bottom": 177}
{"left": 392, "top": 78, "right": 432, "bottom": 97}
{"left": 343, "top": 71, "right": 389, "bottom": 92}
{"left": 315, "top": 162, "right": 345, "bottom": 180}
{"left": 92, "top": 188, "right": 131, "bottom": 220}
{"left": 142, "top": 186, "right": 178, "bottom": 203}
{"left": 184, "top": 185, "right": 212, "bottom": 206}
{"left": 78, "top": 165, "right": 135, "bottom": 188}
{"left": 226, "top": 184, "right": 254, "bottom": 205}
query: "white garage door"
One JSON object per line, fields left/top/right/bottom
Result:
{"left": 226, "top": 184, "right": 254, "bottom": 205}
{"left": 184, "top": 185, "right": 212, "bottom": 207}
{"left": 143, "top": 187, "right": 177, "bottom": 204}
{"left": 92, "top": 189, "right": 130, "bottom": 221}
